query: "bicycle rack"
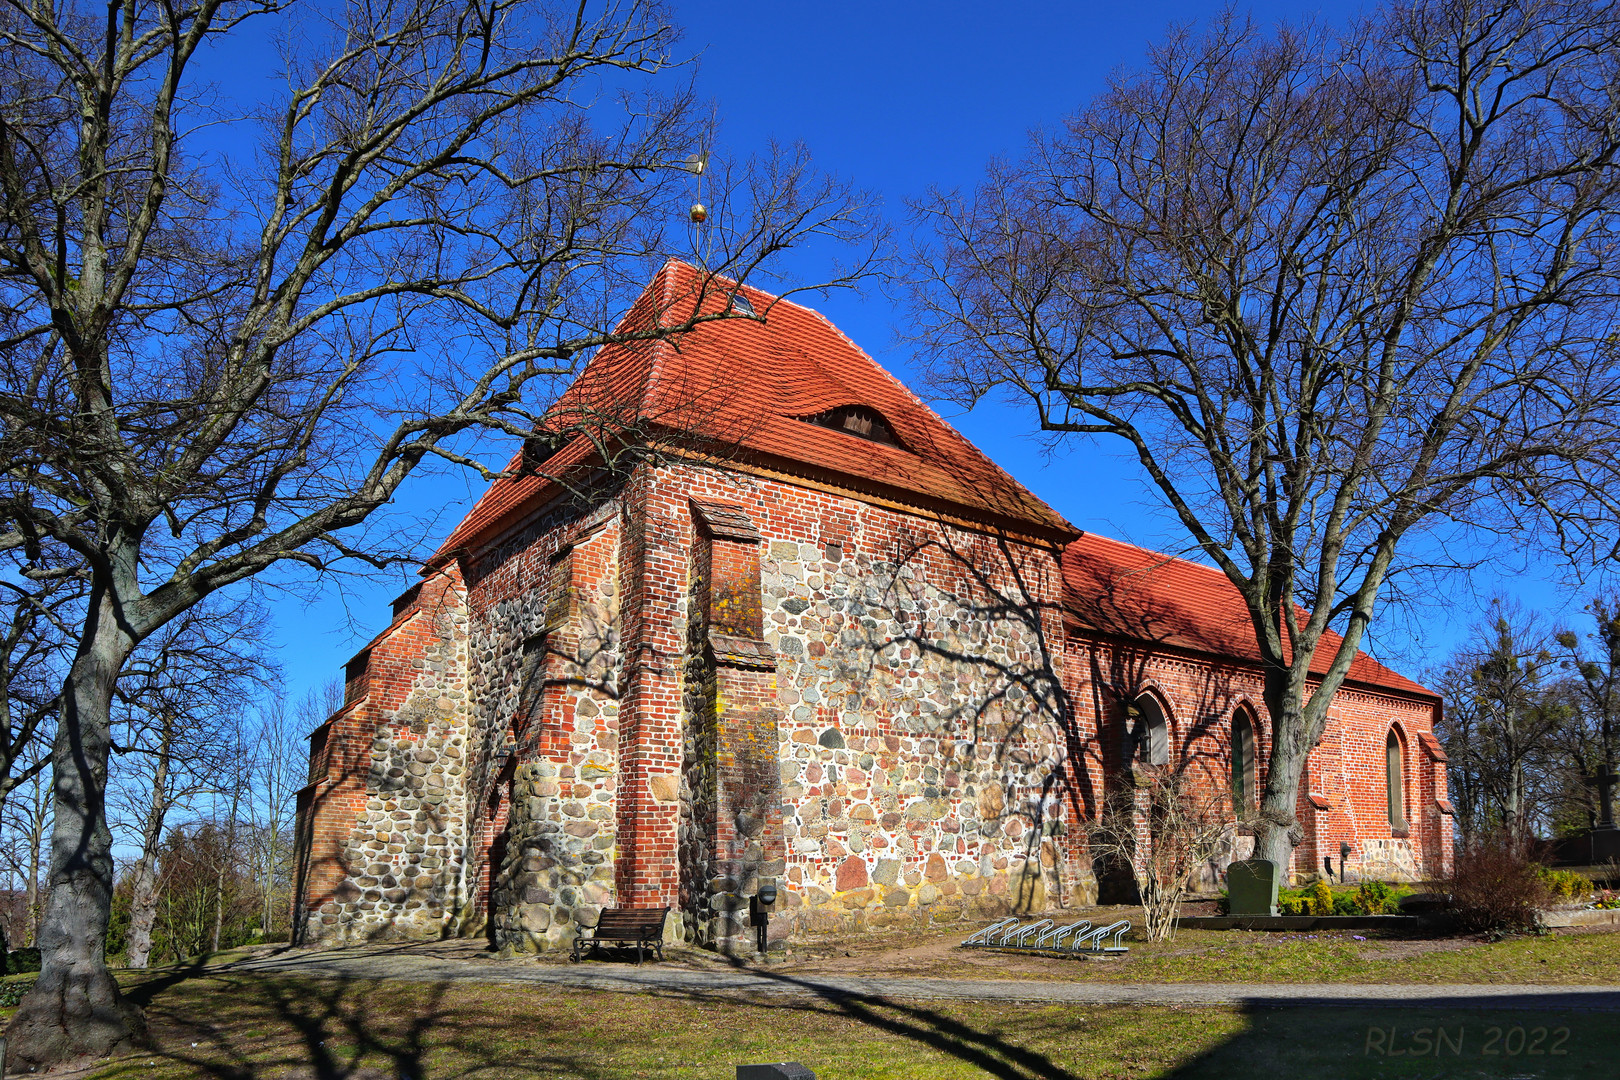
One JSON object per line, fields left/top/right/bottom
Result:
{"left": 961, "top": 918, "right": 1020, "bottom": 947}
{"left": 959, "top": 917, "right": 1130, "bottom": 955}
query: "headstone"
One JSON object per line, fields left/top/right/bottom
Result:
{"left": 1227, "top": 858, "right": 1279, "bottom": 916}
{"left": 737, "top": 1065, "right": 815, "bottom": 1080}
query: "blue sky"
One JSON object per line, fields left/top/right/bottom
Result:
{"left": 262, "top": 0, "right": 1585, "bottom": 705}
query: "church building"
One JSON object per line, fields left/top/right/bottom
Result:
{"left": 292, "top": 262, "right": 1453, "bottom": 952}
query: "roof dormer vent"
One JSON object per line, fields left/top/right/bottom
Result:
{"left": 805, "top": 405, "right": 901, "bottom": 448}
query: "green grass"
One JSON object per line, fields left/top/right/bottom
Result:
{"left": 1112, "top": 927, "right": 1620, "bottom": 985}
{"left": 60, "top": 969, "right": 1620, "bottom": 1080}
{"left": 917, "top": 926, "right": 1620, "bottom": 986}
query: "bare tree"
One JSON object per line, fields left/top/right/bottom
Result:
{"left": 0, "top": 0, "right": 875, "bottom": 1062}
{"left": 109, "top": 597, "right": 273, "bottom": 969}
{"left": 0, "top": 568, "right": 78, "bottom": 818}
{"left": 245, "top": 695, "right": 315, "bottom": 939}
{"left": 1089, "top": 766, "right": 1233, "bottom": 942}
{"left": 906, "top": 1, "right": 1620, "bottom": 874}
{"left": 0, "top": 569, "right": 75, "bottom": 954}
{"left": 1552, "top": 599, "right": 1620, "bottom": 833}
{"left": 0, "top": 768, "right": 50, "bottom": 945}
{"left": 1432, "top": 602, "right": 1565, "bottom": 842}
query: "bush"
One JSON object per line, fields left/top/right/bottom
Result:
{"left": 1446, "top": 834, "right": 1551, "bottom": 933}
{"left": 6, "top": 948, "right": 40, "bottom": 974}
{"left": 1355, "top": 880, "right": 1399, "bottom": 915}
{"left": 1332, "top": 891, "right": 1361, "bottom": 915}
{"left": 1306, "top": 880, "right": 1334, "bottom": 916}
{"left": 1535, "top": 867, "right": 1594, "bottom": 902}
{"left": 0, "top": 980, "right": 34, "bottom": 1008}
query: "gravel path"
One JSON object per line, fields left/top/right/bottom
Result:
{"left": 228, "top": 946, "right": 1620, "bottom": 1012}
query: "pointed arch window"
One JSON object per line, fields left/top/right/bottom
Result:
{"left": 1386, "top": 729, "right": 1407, "bottom": 830}
{"left": 1133, "top": 694, "right": 1169, "bottom": 766}
{"left": 1231, "top": 709, "right": 1257, "bottom": 814}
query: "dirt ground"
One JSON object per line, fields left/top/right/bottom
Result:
{"left": 228, "top": 904, "right": 1618, "bottom": 983}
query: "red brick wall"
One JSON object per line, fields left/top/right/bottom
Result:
{"left": 1058, "top": 635, "right": 1453, "bottom": 884}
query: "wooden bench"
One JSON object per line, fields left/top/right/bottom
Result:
{"left": 569, "top": 906, "right": 670, "bottom": 964}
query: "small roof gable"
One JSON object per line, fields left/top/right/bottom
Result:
{"left": 434, "top": 261, "right": 1075, "bottom": 558}
{"left": 1061, "top": 533, "right": 1435, "bottom": 700}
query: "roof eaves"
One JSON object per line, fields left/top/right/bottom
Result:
{"left": 1061, "top": 618, "right": 1441, "bottom": 704}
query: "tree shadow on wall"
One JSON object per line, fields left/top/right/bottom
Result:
{"left": 858, "top": 528, "right": 1081, "bottom": 902}
{"left": 863, "top": 528, "right": 1250, "bottom": 908}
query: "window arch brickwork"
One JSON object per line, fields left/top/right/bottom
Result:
{"left": 1386, "top": 727, "right": 1408, "bottom": 831}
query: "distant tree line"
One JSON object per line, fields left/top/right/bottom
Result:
{"left": 0, "top": 586, "right": 323, "bottom": 968}
{"left": 1433, "top": 599, "right": 1620, "bottom": 846}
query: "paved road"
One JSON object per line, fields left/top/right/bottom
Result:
{"left": 229, "top": 947, "right": 1620, "bottom": 1012}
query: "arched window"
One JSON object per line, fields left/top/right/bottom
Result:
{"left": 1386, "top": 729, "right": 1407, "bottom": 830}
{"left": 1133, "top": 694, "right": 1169, "bottom": 766}
{"left": 1231, "top": 709, "right": 1256, "bottom": 814}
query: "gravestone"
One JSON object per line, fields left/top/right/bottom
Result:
{"left": 1227, "top": 858, "right": 1280, "bottom": 916}
{"left": 737, "top": 1065, "right": 815, "bottom": 1080}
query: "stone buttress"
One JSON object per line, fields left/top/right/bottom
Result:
{"left": 679, "top": 498, "right": 786, "bottom": 951}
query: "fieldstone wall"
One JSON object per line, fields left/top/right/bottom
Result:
{"left": 297, "top": 569, "right": 472, "bottom": 945}
{"left": 463, "top": 505, "right": 624, "bottom": 953}
{"left": 1359, "top": 837, "right": 1420, "bottom": 881}
{"left": 664, "top": 465, "right": 1081, "bottom": 939}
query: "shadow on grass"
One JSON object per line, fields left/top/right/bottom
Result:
{"left": 101, "top": 963, "right": 1080, "bottom": 1080}
{"left": 1157, "top": 1004, "right": 1620, "bottom": 1079}
{"left": 95, "top": 957, "right": 1620, "bottom": 1080}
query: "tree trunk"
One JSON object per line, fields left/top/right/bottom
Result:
{"left": 1253, "top": 691, "right": 1309, "bottom": 873}
{"left": 124, "top": 737, "right": 172, "bottom": 970}
{"left": 5, "top": 593, "right": 146, "bottom": 1068}
{"left": 123, "top": 855, "right": 160, "bottom": 970}
{"left": 25, "top": 792, "right": 41, "bottom": 948}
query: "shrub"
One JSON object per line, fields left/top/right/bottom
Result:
{"left": 1355, "top": 880, "right": 1399, "bottom": 915}
{"left": 1307, "top": 879, "right": 1334, "bottom": 916}
{"left": 1445, "top": 834, "right": 1551, "bottom": 932}
{"left": 6, "top": 948, "right": 41, "bottom": 974}
{"left": 1535, "top": 867, "right": 1594, "bottom": 902}
{"left": 1331, "top": 891, "right": 1360, "bottom": 915}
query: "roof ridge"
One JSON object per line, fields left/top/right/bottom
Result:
{"left": 639, "top": 258, "right": 683, "bottom": 416}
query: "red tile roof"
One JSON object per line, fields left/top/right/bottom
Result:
{"left": 1061, "top": 533, "right": 1436, "bottom": 699}
{"left": 434, "top": 260, "right": 1074, "bottom": 557}
{"left": 429, "top": 262, "right": 1431, "bottom": 702}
